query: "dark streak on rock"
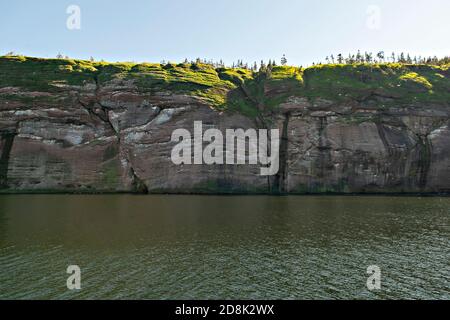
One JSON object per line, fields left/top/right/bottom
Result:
{"left": 130, "top": 166, "right": 149, "bottom": 194}
{"left": 0, "top": 133, "right": 16, "bottom": 189}
{"left": 273, "top": 112, "right": 290, "bottom": 194}
{"left": 416, "top": 135, "right": 432, "bottom": 190}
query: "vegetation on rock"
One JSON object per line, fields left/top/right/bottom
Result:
{"left": 1, "top": 55, "right": 448, "bottom": 118}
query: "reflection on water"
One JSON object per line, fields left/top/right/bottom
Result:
{"left": 0, "top": 195, "right": 448, "bottom": 299}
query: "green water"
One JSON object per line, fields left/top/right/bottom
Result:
{"left": 0, "top": 195, "right": 448, "bottom": 300}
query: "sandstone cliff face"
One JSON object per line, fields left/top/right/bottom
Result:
{"left": 1, "top": 57, "right": 449, "bottom": 194}
{"left": 279, "top": 98, "right": 450, "bottom": 193}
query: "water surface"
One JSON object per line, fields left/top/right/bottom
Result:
{"left": 0, "top": 195, "right": 448, "bottom": 299}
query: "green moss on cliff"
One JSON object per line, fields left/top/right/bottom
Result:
{"left": 0, "top": 56, "right": 97, "bottom": 91}
{"left": 101, "top": 159, "right": 120, "bottom": 189}
{"left": 303, "top": 63, "right": 450, "bottom": 104}
{"left": 1, "top": 56, "right": 448, "bottom": 116}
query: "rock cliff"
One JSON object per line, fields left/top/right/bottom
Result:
{"left": 1, "top": 56, "right": 449, "bottom": 194}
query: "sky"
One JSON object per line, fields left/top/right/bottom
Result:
{"left": 1, "top": 0, "right": 449, "bottom": 66}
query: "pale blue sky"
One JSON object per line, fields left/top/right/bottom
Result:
{"left": 1, "top": 0, "right": 449, "bottom": 66}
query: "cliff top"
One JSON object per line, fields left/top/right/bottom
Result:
{"left": 1, "top": 55, "right": 449, "bottom": 117}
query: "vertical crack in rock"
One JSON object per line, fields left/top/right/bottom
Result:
{"left": 76, "top": 74, "right": 149, "bottom": 194}
{"left": 376, "top": 121, "right": 396, "bottom": 186}
{"left": 0, "top": 133, "right": 16, "bottom": 189}
{"left": 239, "top": 82, "right": 270, "bottom": 129}
{"left": 238, "top": 81, "right": 274, "bottom": 192}
{"left": 317, "top": 116, "right": 331, "bottom": 182}
{"left": 93, "top": 74, "right": 119, "bottom": 136}
{"left": 78, "top": 98, "right": 116, "bottom": 133}
{"left": 273, "top": 112, "right": 291, "bottom": 194}
{"left": 130, "top": 166, "right": 149, "bottom": 194}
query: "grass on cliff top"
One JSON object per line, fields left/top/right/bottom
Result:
{"left": 116, "top": 63, "right": 242, "bottom": 107}
{"left": 0, "top": 56, "right": 98, "bottom": 91}
{"left": 303, "top": 63, "right": 450, "bottom": 104}
{"left": 1, "top": 56, "right": 449, "bottom": 116}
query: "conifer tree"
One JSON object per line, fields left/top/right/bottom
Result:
{"left": 260, "top": 60, "right": 266, "bottom": 72}
{"left": 377, "top": 51, "right": 385, "bottom": 62}
{"left": 356, "top": 50, "right": 363, "bottom": 63}
{"left": 406, "top": 54, "right": 412, "bottom": 64}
